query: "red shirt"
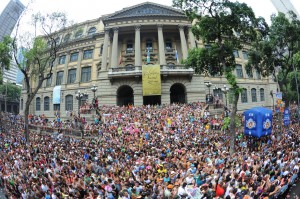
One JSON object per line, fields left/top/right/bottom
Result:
{"left": 216, "top": 184, "right": 225, "bottom": 197}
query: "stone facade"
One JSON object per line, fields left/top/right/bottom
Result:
{"left": 19, "top": 2, "right": 277, "bottom": 119}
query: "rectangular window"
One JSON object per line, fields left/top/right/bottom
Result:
{"left": 81, "top": 67, "right": 91, "bottom": 82}
{"left": 242, "top": 51, "right": 248, "bottom": 59}
{"left": 70, "top": 52, "right": 79, "bottom": 62}
{"left": 59, "top": 55, "right": 66, "bottom": 65}
{"left": 126, "top": 43, "right": 134, "bottom": 54}
{"left": 56, "top": 71, "right": 64, "bottom": 85}
{"left": 65, "top": 95, "right": 73, "bottom": 111}
{"left": 83, "top": 49, "right": 93, "bottom": 59}
{"left": 53, "top": 104, "right": 60, "bottom": 111}
{"left": 46, "top": 75, "right": 52, "bottom": 87}
{"left": 233, "top": 50, "right": 239, "bottom": 58}
{"left": 236, "top": 65, "right": 244, "bottom": 78}
{"left": 67, "top": 69, "right": 76, "bottom": 84}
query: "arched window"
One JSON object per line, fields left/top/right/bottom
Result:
{"left": 260, "top": 88, "right": 265, "bottom": 101}
{"left": 87, "top": 27, "right": 96, "bottom": 35}
{"left": 44, "top": 96, "right": 50, "bottom": 111}
{"left": 251, "top": 88, "right": 257, "bottom": 102}
{"left": 36, "top": 97, "right": 41, "bottom": 111}
{"left": 64, "top": 34, "right": 71, "bottom": 43}
{"left": 241, "top": 89, "right": 248, "bottom": 103}
{"left": 65, "top": 95, "right": 73, "bottom": 111}
{"left": 75, "top": 30, "right": 83, "bottom": 39}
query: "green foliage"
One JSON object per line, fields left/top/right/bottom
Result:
{"left": 0, "top": 83, "right": 21, "bottom": 101}
{"left": 24, "top": 37, "right": 48, "bottom": 80}
{"left": 221, "top": 116, "right": 242, "bottom": 131}
{"left": 175, "top": 0, "right": 267, "bottom": 78}
{"left": 0, "top": 36, "right": 13, "bottom": 81}
{"left": 246, "top": 11, "right": 300, "bottom": 100}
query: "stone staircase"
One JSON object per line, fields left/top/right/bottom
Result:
{"left": 208, "top": 104, "right": 224, "bottom": 117}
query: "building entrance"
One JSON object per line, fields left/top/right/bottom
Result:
{"left": 117, "top": 85, "right": 134, "bottom": 106}
{"left": 170, "top": 83, "right": 186, "bottom": 104}
{"left": 143, "top": 95, "right": 161, "bottom": 105}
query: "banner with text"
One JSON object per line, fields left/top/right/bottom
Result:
{"left": 142, "top": 65, "right": 161, "bottom": 96}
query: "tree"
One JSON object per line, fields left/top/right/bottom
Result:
{"left": 0, "top": 36, "right": 13, "bottom": 83}
{"left": 0, "top": 83, "right": 21, "bottom": 101}
{"left": 173, "top": 0, "right": 268, "bottom": 154}
{"left": 12, "top": 12, "right": 69, "bottom": 142}
{"left": 246, "top": 11, "right": 300, "bottom": 104}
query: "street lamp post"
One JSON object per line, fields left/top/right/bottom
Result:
{"left": 222, "top": 85, "right": 229, "bottom": 107}
{"left": 91, "top": 84, "right": 97, "bottom": 107}
{"left": 205, "top": 82, "right": 212, "bottom": 95}
{"left": 75, "top": 90, "right": 86, "bottom": 138}
{"left": 205, "top": 82, "right": 212, "bottom": 104}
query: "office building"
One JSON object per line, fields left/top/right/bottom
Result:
{"left": 271, "top": 0, "right": 300, "bottom": 19}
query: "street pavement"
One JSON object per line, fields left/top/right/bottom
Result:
{"left": 288, "top": 181, "right": 300, "bottom": 198}
{"left": 0, "top": 187, "right": 7, "bottom": 199}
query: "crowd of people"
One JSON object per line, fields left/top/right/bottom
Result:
{"left": 0, "top": 102, "right": 299, "bottom": 199}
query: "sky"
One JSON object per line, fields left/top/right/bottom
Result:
{"left": 0, "top": 0, "right": 300, "bottom": 31}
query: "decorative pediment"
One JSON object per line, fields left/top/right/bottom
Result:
{"left": 104, "top": 2, "right": 185, "bottom": 22}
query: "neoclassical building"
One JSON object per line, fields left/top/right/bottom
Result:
{"left": 20, "top": 2, "right": 277, "bottom": 118}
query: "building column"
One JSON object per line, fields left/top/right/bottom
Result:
{"left": 101, "top": 28, "right": 110, "bottom": 71}
{"left": 179, "top": 25, "right": 188, "bottom": 59}
{"left": 111, "top": 27, "right": 119, "bottom": 67}
{"left": 76, "top": 50, "right": 83, "bottom": 83}
{"left": 62, "top": 53, "right": 70, "bottom": 84}
{"left": 188, "top": 25, "right": 196, "bottom": 48}
{"left": 157, "top": 25, "right": 166, "bottom": 65}
{"left": 135, "top": 25, "right": 142, "bottom": 66}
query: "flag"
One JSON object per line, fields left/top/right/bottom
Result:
{"left": 119, "top": 53, "right": 123, "bottom": 65}
{"left": 146, "top": 49, "right": 150, "bottom": 64}
{"left": 175, "top": 49, "right": 179, "bottom": 63}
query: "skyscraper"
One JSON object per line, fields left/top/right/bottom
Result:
{"left": 0, "top": 0, "right": 25, "bottom": 41}
{"left": 0, "top": 0, "right": 25, "bottom": 84}
{"left": 271, "top": 0, "right": 300, "bottom": 19}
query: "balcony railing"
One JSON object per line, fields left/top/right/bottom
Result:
{"left": 108, "top": 65, "right": 194, "bottom": 79}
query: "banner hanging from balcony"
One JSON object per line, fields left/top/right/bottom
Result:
{"left": 142, "top": 65, "right": 161, "bottom": 96}
{"left": 53, "top": 85, "right": 61, "bottom": 104}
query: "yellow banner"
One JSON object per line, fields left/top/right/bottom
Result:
{"left": 142, "top": 65, "right": 161, "bottom": 96}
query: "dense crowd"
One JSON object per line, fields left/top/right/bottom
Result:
{"left": 0, "top": 102, "right": 299, "bottom": 199}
